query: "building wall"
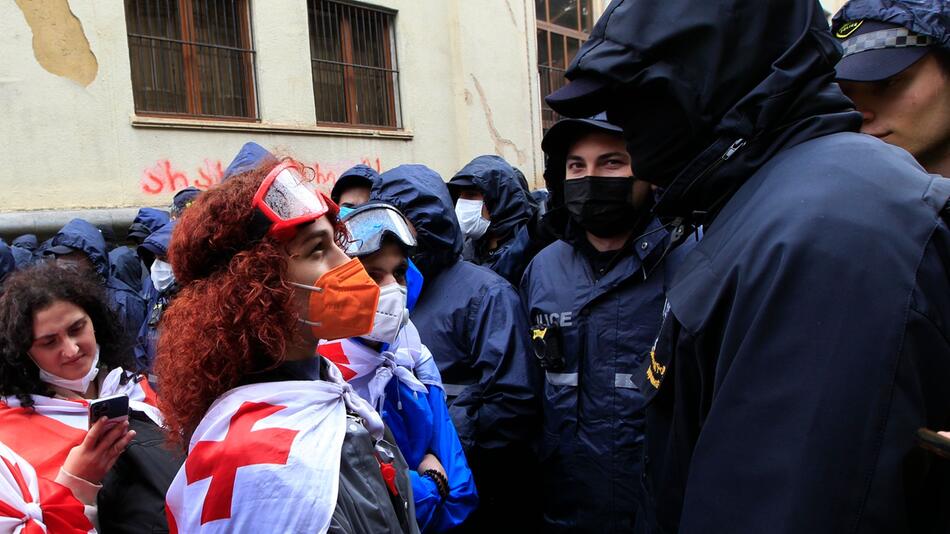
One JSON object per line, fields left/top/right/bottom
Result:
{"left": 0, "top": 0, "right": 547, "bottom": 214}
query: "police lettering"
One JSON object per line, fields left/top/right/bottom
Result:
{"left": 533, "top": 311, "right": 574, "bottom": 327}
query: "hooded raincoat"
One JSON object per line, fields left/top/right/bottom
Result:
{"left": 371, "top": 164, "right": 541, "bottom": 530}
{"left": 51, "top": 219, "right": 146, "bottom": 347}
{"left": 448, "top": 156, "right": 542, "bottom": 285}
{"left": 556, "top": 0, "right": 950, "bottom": 532}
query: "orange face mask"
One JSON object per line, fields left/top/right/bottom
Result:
{"left": 290, "top": 258, "right": 381, "bottom": 341}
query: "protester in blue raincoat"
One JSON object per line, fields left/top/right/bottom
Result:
{"left": 134, "top": 221, "right": 177, "bottom": 371}
{"left": 9, "top": 235, "right": 35, "bottom": 269}
{"left": 48, "top": 218, "right": 146, "bottom": 343}
{"left": 127, "top": 208, "right": 170, "bottom": 247}
{"left": 319, "top": 202, "right": 478, "bottom": 532}
{"left": 371, "top": 164, "right": 541, "bottom": 531}
{"left": 331, "top": 164, "right": 380, "bottom": 207}
{"left": 546, "top": 0, "right": 950, "bottom": 531}
{"left": 522, "top": 116, "right": 691, "bottom": 532}
{"left": 222, "top": 141, "right": 277, "bottom": 181}
{"left": 0, "top": 241, "right": 15, "bottom": 288}
{"left": 447, "top": 156, "right": 545, "bottom": 285}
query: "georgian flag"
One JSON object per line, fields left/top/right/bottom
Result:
{"left": 165, "top": 361, "right": 383, "bottom": 534}
{"left": 0, "top": 441, "right": 94, "bottom": 533}
{"left": 0, "top": 369, "right": 163, "bottom": 481}
{"left": 318, "top": 319, "right": 444, "bottom": 410}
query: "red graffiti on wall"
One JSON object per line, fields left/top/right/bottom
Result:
{"left": 140, "top": 157, "right": 382, "bottom": 195}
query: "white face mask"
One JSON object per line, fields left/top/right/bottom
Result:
{"left": 362, "top": 283, "right": 408, "bottom": 345}
{"left": 150, "top": 259, "right": 176, "bottom": 292}
{"left": 37, "top": 345, "right": 101, "bottom": 394}
{"left": 455, "top": 199, "right": 491, "bottom": 241}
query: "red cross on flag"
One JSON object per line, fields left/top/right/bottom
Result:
{"left": 0, "top": 441, "right": 94, "bottom": 534}
{"left": 165, "top": 362, "right": 384, "bottom": 533}
{"left": 0, "top": 368, "right": 163, "bottom": 482}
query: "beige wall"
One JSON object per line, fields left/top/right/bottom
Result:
{"left": 0, "top": 0, "right": 545, "bottom": 213}
{"left": 821, "top": 0, "right": 849, "bottom": 16}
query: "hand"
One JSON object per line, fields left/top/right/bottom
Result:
{"left": 418, "top": 452, "right": 446, "bottom": 479}
{"left": 62, "top": 417, "right": 136, "bottom": 484}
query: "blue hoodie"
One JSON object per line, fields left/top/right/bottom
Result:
{"left": 371, "top": 164, "right": 541, "bottom": 531}
{"left": 223, "top": 142, "right": 277, "bottom": 181}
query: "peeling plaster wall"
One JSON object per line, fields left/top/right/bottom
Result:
{"left": 0, "top": 0, "right": 545, "bottom": 211}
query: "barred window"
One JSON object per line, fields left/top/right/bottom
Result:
{"left": 308, "top": 0, "right": 401, "bottom": 129}
{"left": 124, "top": 0, "right": 258, "bottom": 119}
{"left": 537, "top": 0, "right": 594, "bottom": 131}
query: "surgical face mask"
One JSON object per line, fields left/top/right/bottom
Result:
{"left": 37, "top": 345, "right": 101, "bottom": 394}
{"left": 150, "top": 259, "right": 176, "bottom": 292}
{"left": 564, "top": 176, "right": 649, "bottom": 238}
{"left": 455, "top": 199, "right": 490, "bottom": 241}
{"left": 362, "top": 283, "right": 408, "bottom": 345}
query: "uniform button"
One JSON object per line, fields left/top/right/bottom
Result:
{"left": 640, "top": 241, "right": 649, "bottom": 250}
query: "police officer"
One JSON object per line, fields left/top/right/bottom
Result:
{"left": 520, "top": 116, "right": 690, "bottom": 532}
{"left": 833, "top": 0, "right": 950, "bottom": 176}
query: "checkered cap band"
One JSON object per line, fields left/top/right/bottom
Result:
{"left": 842, "top": 27, "right": 934, "bottom": 58}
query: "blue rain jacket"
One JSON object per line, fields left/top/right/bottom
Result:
{"left": 448, "top": 156, "right": 541, "bottom": 285}
{"left": 10, "top": 235, "right": 36, "bottom": 269}
{"left": 564, "top": 0, "right": 950, "bottom": 532}
{"left": 371, "top": 164, "right": 542, "bottom": 530}
{"left": 0, "top": 241, "right": 15, "bottom": 286}
{"left": 52, "top": 219, "right": 146, "bottom": 344}
{"left": 134, "top": 222, "right": 177, "bottom": 371}
{"left": 223, "top": 141, "right": 276, "bottom": 180}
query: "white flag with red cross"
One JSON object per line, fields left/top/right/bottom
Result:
{"left": 165, "top": 363, "right": 384, "bottom": 534}
{"left": 0, "top": 368, "right": 163, "bottom": 482}
{"left": 0, "top": 441, "right": 95, "bottom": 534}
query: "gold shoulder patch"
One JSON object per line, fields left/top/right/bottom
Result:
{"left": 836, "top": 20, "right": 863, "bottom": 39}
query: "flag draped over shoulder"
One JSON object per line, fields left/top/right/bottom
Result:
{"left": 319, "top": 319, "right": 444, "bottom": 410}
{"left": 165, "top": 362, "right": 383, "bottom": 534}
{"left": 0, "top": 369, "right": 162, "bottom": 481}
{"left": 0, "top": 441, "right": 94, "bottom": 534}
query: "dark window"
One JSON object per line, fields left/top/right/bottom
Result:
{"left": 537, "top": 0, "right": 593, "bottom": 131}
{"left": 308, "top": 0, "right": 401, "bottom": 129}
{"left": 124, "top": 0, "right": 258, "bottom": 119}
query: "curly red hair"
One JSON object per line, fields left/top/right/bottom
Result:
{"left": 155, "top": 160, "right": 342, "bottom": 445}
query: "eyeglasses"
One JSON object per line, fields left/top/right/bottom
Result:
{"left": 251, "top": 161, "right": 334, "bottom": 241}
{"left": 341, "top": 203, "right": 416, "bottom": 257}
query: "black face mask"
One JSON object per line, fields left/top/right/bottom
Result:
{"left": 564, "top": 176, "right": 647, "bottom": 238}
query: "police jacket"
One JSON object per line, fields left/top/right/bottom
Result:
{"left": 371, "top": 164, "right": 541, "bottom": 530}
{"left": 565, "top": 0, "right": 950, "bottom": 532}
{"left": 521, "top": 218, "right": 688, "bottom": 532}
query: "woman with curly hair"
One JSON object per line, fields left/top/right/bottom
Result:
{"left": 0, "top": 262, "right": 171, "bottom": 531}
{"left": 158, "top": 152, "right": 420, "bottom": 533}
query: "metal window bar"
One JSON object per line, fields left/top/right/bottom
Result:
{"left": 308, "top": 0, "right": 401, "bottom": 128}
{"left": 536, "top": 4, "right": 592, "bottom": 133}
{"left": 124, "top": 0, "right": 258, "bottom": 119}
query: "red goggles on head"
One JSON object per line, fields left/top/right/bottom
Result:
{"left": 250, "top": 161, "right": 337, "bottom": 241}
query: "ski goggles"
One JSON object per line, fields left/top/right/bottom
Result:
{"left": 250, "top": 161, "right": 335, "bottom": 241}
{"left": 341, "top": 202, "right": 416, "bottom": 257}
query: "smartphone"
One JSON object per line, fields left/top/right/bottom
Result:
{"left": 88, "top": 394, "right": 130, "bottom": 428}
{"left": 916, "top": 428, "right": 950, "bottom": 459}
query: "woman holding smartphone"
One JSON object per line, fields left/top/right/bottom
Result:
{"left": 0, "top": 262, "right": 170, "bottom": 531}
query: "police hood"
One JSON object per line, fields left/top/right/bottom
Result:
{"left": 371, "top": 164, "right": 463, "bottom": 276}
{"left": 449, "top": 155, "right": 535, "bottom": 240}
{"left": 223, "top": 141, "right": 277, "bottom": 181}
{"left": 561, "top": 0, "right": 862, "bottom": 220}
{"left": 132, "top": 208, "right": 170, "bottom": 236}
{"left": 51, "top": 218, "right": 110, "bottom": 280}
